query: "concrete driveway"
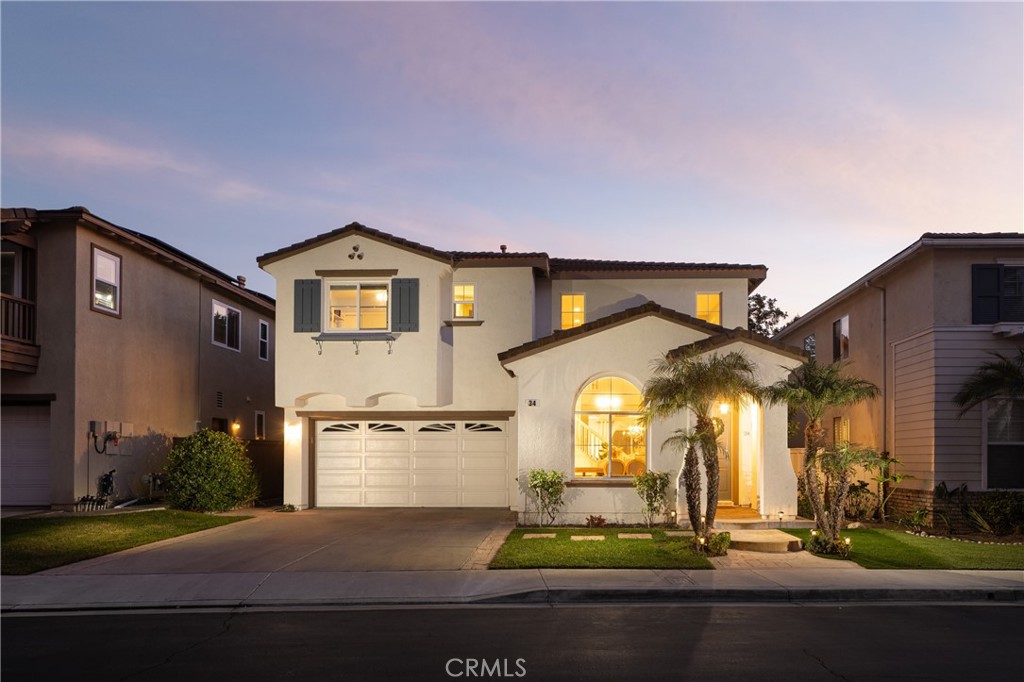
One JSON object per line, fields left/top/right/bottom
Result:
{"left": 43, "top": 508, "right": 516, "bottom": 575}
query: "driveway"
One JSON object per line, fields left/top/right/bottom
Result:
{"left": 42, "top": 508, "right": 516, "bottom": 575}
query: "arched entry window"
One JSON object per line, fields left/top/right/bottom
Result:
{"left": 573, "top": 376, "right": 647, "bottom": 478}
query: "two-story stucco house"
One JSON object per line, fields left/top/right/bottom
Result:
{"left": 258, "top": 223, "right": 804, "bottom": 523}
{"left": 775, "top": 233, "right": 1024, "bottom": 517}
{"left": 1, "top": 207, "right": 281, "bottom": 508}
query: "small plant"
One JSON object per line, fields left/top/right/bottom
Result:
{"left": 527, "top": 468, "right": 567, "bottom": 527}
{"left": 897, "top": 508, "right": 929, "bottom": 534}
{"left": 633, "top": 470, "right": 672, "bottom": 528}
{"left": 166, "top": 430, "right": 259, "bottom": 512}
{"left": 966, "top": 506, "right": 995, "bottom": 535}
{"left": 865, "top": 453, "right": 912, "bottom": 523}
{"left": 586, "top": 514, "right": 607, "bottom": 528}
{"left": 696, "top": 531, "right": 730, "bottom": 557}
{"left": 844, "top": 480, "right": 878, "bottom": 521}
{"left": 806, "top": 529, "right": 852, "bottom": 558}
{"left": 970, "top": 491, "right": 1024, "bottom": 535}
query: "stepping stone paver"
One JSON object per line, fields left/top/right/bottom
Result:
{"left": 571, "top": 535, "right": 605, "bottom": 541}
{"left": 618, "top": 533, "right": 653, "bottom": 539}
{"left": 522, "top": 533, "right": 556, "bottom": 539}
{"left": 665, "top": 531, "right": 688, "bottom": 537}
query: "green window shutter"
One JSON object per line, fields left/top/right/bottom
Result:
{"left": 972, "top": 264, "right": 1002, "bottom": 324}
{"left": 294, "top": 279, "right": 322, "bottom": 332}
{"left": 391, "top": 278, "right": 419, "bottom": 332}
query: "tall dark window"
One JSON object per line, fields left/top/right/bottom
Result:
{"left": 832, "top": 316, "right": 849, "bottom": 361}
{"left": 972, "top": 265, "right": 1024, "bottom": 324}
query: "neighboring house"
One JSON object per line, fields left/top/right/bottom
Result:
{"left": 258, "top": 223, "right": 804, "bottom": 523}
{"left": 775, "top": 233, "right": 1024, "bottom": 516}
{"left": 1, "top": 207, "right": 281, "bottom": 508}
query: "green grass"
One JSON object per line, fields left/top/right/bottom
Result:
{"left": 1, "top": 510, "right": 250, "bottom": 575}
{"left": 489, "top": 528, "right": 714, "bottom": 569}
{"left": 785, "top": 529, "right": 1024, "bottom": 570}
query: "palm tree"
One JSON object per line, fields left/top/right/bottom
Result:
{"left": 658, "top": 428, "right": 704, "bottom": 536}
{"left": 642, "top": 350, "right": 762, "bottom": 533}
{"left": 764, "top": 360, "right": 879, "bottom": 544}
{"left": 953, "top": 348, "right": 1024, "bottom": 416}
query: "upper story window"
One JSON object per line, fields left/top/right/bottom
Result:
{"left": 573, "top": 376, "right": 647, "bottom": 479}
{"left": 91, "top": 245, "right": 121, "bottom": 316}
{"left": 254, "top": 410, "right": 266, "bottom": 441}
{"left": 212, "top": 300, "right": 241, "bottom": 351}
{"left": 832, "top": 315, "right": 849, "bottom": 361}
{"left": 696, "top": 292, "right": 722, "bottom": 325}
{"left": 561, "top": 293, "right": 585, "bottom": 330}
{"left": 453, "top": 283, "right": 476, "bottom": 319}
{"left": 258, "top": 320, "right": 270, "bottom": 360}
{"left": 972, "top": 264, "right": 1024, "bottom": 324}
{"left": 803, "top": 334, "right": 816, "bottom": 361}
{"left": 328, "top": 282, "right": 388, "bottom": 331}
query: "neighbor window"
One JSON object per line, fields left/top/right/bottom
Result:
{"left": 561, "top": 293, "right": 585, "bottom": 330}
{"left": 328, "top": 282, "right": 388, "bottom": 330}
{"left": 254, "top": 410, "right": 266, "bottom": 441}
{"left": 832, "top": 416, "right": 850, "bottom": 445}
{"left": 696, "top": 293, "right": 722, "bottom": 325}
{"left": 92, "top": 246, "right": 121, "bottom": 316}
{"left": 212, "top": 300, "right": 241, "bottom": 350}
{"left": 803, "top": 334, "right": 817, "bottom": 361}
{"left": 453, "top": 283, "right": 476, "bottom": 319}
{"left": 832, "top": 316, "right": 849, "bottom": 361}
{"left": 986, "top": 399, "right": 1024, "bottom": 489}
{"left": 972, "top": 264, "right": 1024, "bottom": 324}
{"left": 258, "top": 320, "right": 270, "bottom": 360}
{"left": 573, "top": 376, "right": 647, "bottom": 479}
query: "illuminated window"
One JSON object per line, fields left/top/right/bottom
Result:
{"left": 573, "top": 376, "right": 646, "bottom": 479}
{"left": 212, "top": 300, "right": 241, "bottom": 351}
{"left": 92, "top": 246, "right": 121, "bottom": 316}
{"left": 453, "top": 283, "right": 476, "bottom": 319}
{"left": 328, "top": 282, "right": 388, "bottom": 330}
{"left": 696, "top": 293, "right": 722, "bottom": 325}
{"left": 832, "top": 416, "right": 850, "bottom": 444}
{"left": 561, "top": 293, "right": 585, "bottom": 329}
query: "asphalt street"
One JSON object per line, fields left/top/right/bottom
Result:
{"left": 3, "top": 603, "right": 1021, "bottom": 682}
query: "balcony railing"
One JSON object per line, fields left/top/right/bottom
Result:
{"left": 1, "top": 293, "right": 36, "bottom": 344}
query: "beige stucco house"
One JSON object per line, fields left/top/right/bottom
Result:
{"left": 1, "top": 207, "right": 281, "bottom": 508}
{"left": 775, "top": 233, "right": 1024, "bottom": 516}
{"left": 258, "top": 223, "right": 805, "bottom": 523}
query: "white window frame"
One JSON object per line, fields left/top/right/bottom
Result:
{"left": 91, "top": 245, "right": 121, "bottom": 316}
{"left": 696, "top": 292, "right": 723, "bottom": 326}
{"left": 324, "top": 279, "right": 391, "bottom": 332}
{"left": 258, "top": 319, "right": 270, "bottom": 361}
{"left": 982, "top": 399, "right": 1024, "bottom": 490}
{"left": 453, "top": 282, "right": 477, "bottom": 320}
{"left": 254, "top": 410, "right": 266, "bottom": 441}
{"left": 212, "top": 299, "right": 241, "bottom": 351}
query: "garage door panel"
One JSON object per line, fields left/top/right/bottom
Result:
{"left": 461, "top": 439, "right": 508, "bottom": 453}
{"left": 317, "top": 438, "right": 363, "bottom": 454}
{"left": 462, "top": 471, "right": 507, "bottom": 489}
{"left": 318, "top": 455, "right": 362, "bottom": 470}
{"left": 1, "top": 405, "right": 51, "bottom": 506}
{"left": 412, "top": 455, "right": 458, "bottom": 470}
{"left": 365, "top": 490, "right": 411, "bottom": 506}
{"left": 318, "top": 489, "right": 364, "bottom": 505}
{"left": 318, "top": 472, "right": 363, "bottom": 487}
{"left": 365, "top": 439, "right": 411, "bottom": 453}
{"left": 365, "top": 472, "right": 411, "bottom": 488}
{"left": 365, "top": 455, "right": 410, "bottom": 471}
{"left": 462, "top": 491, "right": 508, "bottom": 506}
{"left": 413, "top": 438, "right": 459, "bottom": 453}
{"left": 461, "top": 456, "right": 507, "bottom": 470}
{"left": 413, "top": 490, "right": 459, "bottom": 506}
{"left": 413, "top": 472, "right": 458, "bottom": 488}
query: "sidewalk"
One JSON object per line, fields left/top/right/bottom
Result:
{"left": 3, "top": 567, "right": 1021, "bottom": 612}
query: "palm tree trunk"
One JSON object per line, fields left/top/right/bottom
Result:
{"left": 804, "top": 420, "right": 832, "bottom": 538}
{"left": 682, "top": 444, "right": 703, "bottom": 535}
{"left": 696, "top": 415, "right": 719, "bottom": 530}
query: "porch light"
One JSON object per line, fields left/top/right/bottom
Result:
{"left": 719, "top": 403, "right": 730, "bottom": 415}
{"left": 810, "top": 529, "right": 818, "bottom": 537}
{"left": 778, "top": 510, "right": 784, "bottom": 528}
{"left": 285, "top": 421, "right": 302, "bottom": 445}
{"left": 844, "top": 537, "right": 851, "bottom": 545}
{"left": 231, "top": 420, "right": 241, "bottom": 433}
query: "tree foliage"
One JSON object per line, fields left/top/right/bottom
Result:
{"left": 166, "top": 430, "right": 259, "bottom": 512}
{"left": 747, "top": 293, "right": 789, "bottom": 337}
{"left": 527, "top": 468, "right": 567, "bottom": 527}
{"left": 953, "top": 348, "right": 1024, "bottom": 416}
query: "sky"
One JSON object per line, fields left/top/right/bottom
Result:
{"left": 2, "top": 1, "right": 1021, "bottom": 318}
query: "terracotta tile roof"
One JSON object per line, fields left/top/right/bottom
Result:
{"left": 498, "top": 301, "right": 724, "bottom": 364}
{"left": 549, "top": 258, "right": 766, "bottom": 274}
{"left": 921, "top": 232, "right": 1023, "bottom": 240}
{"left": 668, "top": 328, "right": 806, "bottom": 362}
{"left": 257, "top": 222, "right": 452, "bottom": 266}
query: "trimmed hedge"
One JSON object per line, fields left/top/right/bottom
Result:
{"left": 166, "top": 430, "right": 259, "bottom": 512}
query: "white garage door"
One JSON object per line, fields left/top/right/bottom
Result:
{"left": 316, "top": 420, "right": 510, "bottom": 507}
{"left": 1, "top": 405, "right": 51, "bottom": 506}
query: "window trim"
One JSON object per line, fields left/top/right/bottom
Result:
{"left": 254, "top": 410, "right": 266, "bottom": 441}
{"left": 572, "top": 375, "right": 648, "bottom": 480}
{"left": 696, "top": 292, "right": 722, "bottom": 326}
{"left": 453, "top": 282, "right": 477, "bottom": 320}
{"left": 982, "top": 399, "right": 1024, "bottom": 490}
{"left": 324, "top": 279, "right": 391, "bottom": 333}
{"left": 561, "top": 293, "right": 586, "bottom": 330}
{"left": 258, "top": 319, "right": 270, "bottom": 361}
{"left": 212, "top": 299, "right": 242, "bottom": 352}
{"left": 90, "top": 244, "right": 122, "bottom": 318}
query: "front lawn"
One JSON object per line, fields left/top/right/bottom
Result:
{"left": 785, "top": 529, "right": 1024, "bottom": 570}
{"left": 1, "top": 510, "right": 249, "bottom": 575}
{"left": 489, "top": 528, "right": 713, "bottom": 569}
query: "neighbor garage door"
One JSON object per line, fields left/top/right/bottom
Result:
{"left": 1, "top": 405, "right": 51, "bottom": 506}
{"left": 315, "top": 420, "right": 510, "bottom": 507}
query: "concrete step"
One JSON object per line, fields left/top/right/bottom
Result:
{"left": 719, "top": 529, "right": 803, "bottom": 553}
{"left": 714, "top": 519, "right": 816, "bottom": 531}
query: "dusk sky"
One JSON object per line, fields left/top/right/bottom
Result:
{"left": 2, "top": 1, "right": 1021, "bottom": 319}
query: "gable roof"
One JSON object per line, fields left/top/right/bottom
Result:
{"left": 668, "top": 327, "right": 806, "bottom": 362}
{"left": 776, "top": 231, "right": 1024, "bottom": 337}
{"left": 498, "top": 301, "right": 724, "bottom": 365}
{"left": 258, "top": 221, "right": 767, "bottom": 289}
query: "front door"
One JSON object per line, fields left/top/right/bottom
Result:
{"left": 717, "top": 406, "right": 737, "bottom": 503}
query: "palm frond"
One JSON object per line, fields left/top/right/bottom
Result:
{"left": 953, "top": 348, "right": 1024, "bottom": 416}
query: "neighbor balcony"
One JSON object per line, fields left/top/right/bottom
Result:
{"left": 1, "top": 293, "right": 39, "bottom": 372}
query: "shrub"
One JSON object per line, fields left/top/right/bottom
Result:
{"left": 806, "top": 529, "right": 852, "bottom": 558}
{"left": 697, "top": 531, "right": 730, "bottom": 557}
{"left": 527, "top": 469, "right": 567, "bottom": 527}
{"left": 166, "top": 430, "right": 259, "bottom": 512}
{"left": 586, "top": 514, "right": 606, "bottom": 528}
{"left": 633, "top": 470, "right": 671, "bottom": 528}
{"left": 970, "top": 491, "right": 1024, "bottom": 535}
{"left": 844, "top": 480, "right": 878, "bottom": 521}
